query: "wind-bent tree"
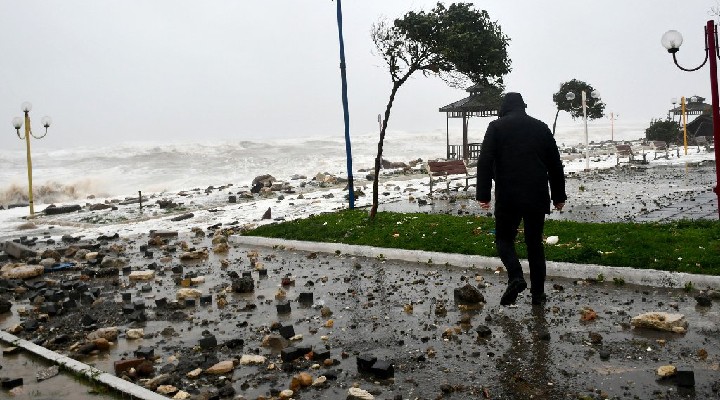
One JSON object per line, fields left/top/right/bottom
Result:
{"left": 369, "top": 2, "right": 511, "bottom": 219}
{"left": 551, "top": 79, "right": 605, "bottom": 136}
{"left": 646, "top": 119, "right": 681, "bottom": 144}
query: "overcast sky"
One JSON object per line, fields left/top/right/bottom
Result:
{"left": 1, "top": 0, "right": 716, "bottom": 151}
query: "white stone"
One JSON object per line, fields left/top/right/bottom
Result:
{"left": 1, "top": 263, "right": 44, "bottom": 279}
{"left": 129, "top": 270, "right": 155, "bottom": 281}
{"left": 657, "top": 365, "right": 677, "bottom": 377}
{"left": 279, "top": 389, "right": 294, "bottom": 399}
{"left": 546, "top": 236, "right": 559, "bottom": 245}
{"left": 172, "top": 391, "right": 190, "bottom": 400}
{"left": 87, "top": 327, "right": 119, "bottom": 342}
{"left": 126, "top": 328, "right": 144, "bottom": 340}
{"left": 176, "top": 288, "right": 202, "bottom": 300}
{"left": 186, "top": 368, "right": 202, "bottom": 378}
{"left": 85, "top": 252, "right": 99, "bottom": 260}
{"left": 348, "top": 387, "right": 375, "bottom": 400}
{"left": 631, "top": 312, "right": 688, "bottom": 333}
{"left": 157, "top": 385, "right": 178, "bottom": 395}
{"left": 239, "top": 354, "right": 266, "bottom": 365}
{"left": 205, "top": 360, "right": 234, "bottom": 374}
{"left": 190, "top": 276, "right": 205, "bottom": 284}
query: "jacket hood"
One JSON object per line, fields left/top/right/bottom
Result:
{"left": 499, "top": 92, "right": 527, "bottom": 117}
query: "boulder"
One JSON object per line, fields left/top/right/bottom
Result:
{"left": 43, "top": 204, "right": 82, "bottom": 215}
{"left": 631, "top": 312, "right": 688, "bottom": 333}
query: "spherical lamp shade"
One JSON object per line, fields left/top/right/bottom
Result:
{"left": 41, "top": 116, "right": 52, "bottom": 128}
{"left": 565, "top": 92, "right": 576, "bottom": 101}
{"left": 661, "top": 30, "right": 683, "bottom": 53}
{"left": 21, "top": 102, "right": 33, "bottom": 113}
{"left": 12, "top": 117, "right": 23, "bottom": 129}
{"left": 590, "top": 90, "right": 600, "bottom": 99}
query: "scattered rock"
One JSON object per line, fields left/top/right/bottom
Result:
{"left": 1, "top": 264, "right": 44, "bottom": 279}
{"left": 205, "top": 360, "right": 235, "bottom": 374}
{"left": 631, "top": 312, "right": 688, "bottom": 333}
{"left": 453, "top": 283, "right": 485, "bottom": 304}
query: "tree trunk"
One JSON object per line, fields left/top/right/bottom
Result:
{"left": 552, "top": 108, "right": 561, "bottom": 136}
{"left": 369, "top": 82, "right": 402, "bottom": 220}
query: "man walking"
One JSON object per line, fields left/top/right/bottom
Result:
{"left": 476, "top": 92, "right": 566, "bottom": 306}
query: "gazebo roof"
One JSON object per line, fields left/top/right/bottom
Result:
{"left": 439, "top": 83, "right": 501, "bottom": 117}
{"left": 670, "top": 95, "right": 711, "bottom": 115}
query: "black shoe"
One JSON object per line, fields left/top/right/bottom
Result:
{"left": 500, "top": 279, "right": 528, "bottom": 306}
{"left": 531, "top": 292, "right": 547, "bottom": 305}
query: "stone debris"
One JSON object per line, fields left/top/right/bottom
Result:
{"left": 176, "top": 288, "right": 202, "bottom": 300}
{"left": 348, "top": 387, "right": 375, "bottom": 400}
{"left": 128, "top": 270, "right": 155, "bottom": 281}
{"left": 631, "top": 312, "right": 688, "bottom": 333}
{"left": 657, "top": 365, "right": 677, "bottom": 378}
{"left": 205, "top": 360, "right": 235, "bottom": 374}
{"left": 239, "top": 354, "right": 266, "bottom": 365}
{"left": 126, "top": 328, "right": 144, "bottom": 340}
{"left": 1, "top": 263, "right": 44, "bottom": 279}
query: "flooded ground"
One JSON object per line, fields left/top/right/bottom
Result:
{"left": 1, "top": 232, "right": 719, "bottom": 399}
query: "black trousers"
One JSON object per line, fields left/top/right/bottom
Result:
{"left": 494, "top": 209, "right": 546, "bottom": 294}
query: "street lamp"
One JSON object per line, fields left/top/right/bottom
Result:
{"left": 11, "top": 101, "right": 51, "bottom": 216}
{"left": 566, "top": 90, "right": 600, "bottom": 171}
{"left": 662, "top": 21, "right": 720, "bottom": 218}
{"left": 669, "top": 98, "right": 678, "bottom": 122}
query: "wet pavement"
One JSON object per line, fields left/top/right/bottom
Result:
{"left": 0, "top": 231, "right": 718, "bottom": 400}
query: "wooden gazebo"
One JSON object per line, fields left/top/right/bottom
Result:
{"left": 669, "top": 95, "right": 711, "bottom": 120}
{"left": 439, "top": 83, "right": 501, "bottom": 160}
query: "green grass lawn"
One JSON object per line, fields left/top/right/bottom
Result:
{"left": 243, "top": 210, "right": 720, "bottom": 276}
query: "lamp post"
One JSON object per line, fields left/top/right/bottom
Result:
{"left": 609, "top": 112, "right": 619, "bottom": 142}
{"left": 566, "top": 90, "right": 600, "bottom": 171}
{"left": 662, "top": 20, "right": 720, "bottom": 218}
{"left": 670, "top": 98, "right": 678, "bottom": 123}
{"left": 11, "top": 102, "right": 51, "bottom": 216}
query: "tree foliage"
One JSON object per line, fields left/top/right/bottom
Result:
{"left": 369, "top": 2, "right": 511, "bottom": 218}
{"left": 551, "top": 79, "right": 606, "bottom": 135}
{"left": 645, "top": 119, "right": 681, "bottom": 144}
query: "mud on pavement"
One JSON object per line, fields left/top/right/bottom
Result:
{"left": 0, "top": 228, "right": 719, "bottom": 400}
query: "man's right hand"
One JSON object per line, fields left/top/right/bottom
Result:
{"left": 479, "top": 201, "right": 491, "bottom": 210}
{"left": 554, "top": 202, "right": 565, "bottom": 211}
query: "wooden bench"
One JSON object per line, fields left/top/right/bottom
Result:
{"left": 615, "top": 144, "right": 635, "bottom": 165}
{"left": 650, "top": 140, "right": 669, "bottom": 159}
{"left": 426, "top": 160, "right": 476, "bottom": 194}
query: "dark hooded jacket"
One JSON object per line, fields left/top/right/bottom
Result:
{"left": 476, "top": 92, "right": 566, "bottom": 213}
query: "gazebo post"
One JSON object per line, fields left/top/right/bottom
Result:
{"left": 446, "top": 113, "right": 450, "bottom": 159}
{"left": 462, "top": 112, "right": 469, "bottom": 161}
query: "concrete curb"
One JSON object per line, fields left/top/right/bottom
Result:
{"left": 232, "top": 236, "right": 720, "bottom": 289}
{"left": 0, "top": 331, "right": 167, "bottom": 400}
